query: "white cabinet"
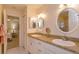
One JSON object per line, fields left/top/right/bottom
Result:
{"left": 27, "top": 37, "right": 74, "bottom": 54}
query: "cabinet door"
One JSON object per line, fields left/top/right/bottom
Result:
{"left": 33, "top": 39, "right": 56, "bottom": 53}
{"left": 28, "top": 37, "right": 74, "bottom": 54}
{"left": 28, "top": 38, "right": 54, "bottom": 54}
{"left": 31, "top": 38, "right": 74, "bottom": 54}
{"left": 39, "top": 41, "right": 74, "bottom": 54}
{"left": 27, "top": 37, "right": 40, "bottom": 54}
{"left": 27, "top": 37, "right": 34, "bottom": 53}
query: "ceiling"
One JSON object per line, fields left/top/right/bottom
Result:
{"left": 27, "top": 4, "right": 43, "bottom": 11}
{"left": 3, "top": 4, "right": 44, "bottom": 16}
{"left": 3, "top": 4, "right": 43, "bottom": 11}
{"left": 3, "top": 4, "right": 26, "bottom": 11}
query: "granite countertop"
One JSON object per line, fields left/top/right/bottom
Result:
{"left": 28, "top": 33, "right": 79, "bottom": 54}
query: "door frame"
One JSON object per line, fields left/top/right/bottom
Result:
{"left": 3, "top": 8, "right": 23, "bottom": 53}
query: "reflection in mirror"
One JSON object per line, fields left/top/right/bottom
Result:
{"left": 30, "top": 17, "right": 44, "bottom": 29}
{"left": 37, "top": 17, "right": 44, "bottom": 28}
{"left": 30, "top": 17, "right": 37, "bottom": 28}
{"left": 57, "top": 8, "right": 78, "bottom": 32}
{"left": 32, "top": 22, "right": 36, "bottom": 28}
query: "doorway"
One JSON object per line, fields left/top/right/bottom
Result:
{"left": 7, "top": 16, "right": 19, "bottom": 49}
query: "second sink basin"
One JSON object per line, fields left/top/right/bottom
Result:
{"left": 52, "top": 39, "right": 76, "bottom": 47}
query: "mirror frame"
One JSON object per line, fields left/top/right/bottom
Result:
{"left": 56, "top": 8, "right": 79, "bottom": 33}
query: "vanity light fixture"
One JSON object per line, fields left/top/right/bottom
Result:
{"left": 37, "top": 13, "right": 46, "bottom": 19}
{"left": 31, "top": 16, "right": 37, "bottom": 22}
{"left": 59, "top": 4, "right": 76, "bottom": 9}
{"left": 59, "top": 4, "right": 66, "bottom": 9}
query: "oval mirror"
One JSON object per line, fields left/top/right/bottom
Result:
{"left": 57, "top": 8, "right": 79, "bottom": 33}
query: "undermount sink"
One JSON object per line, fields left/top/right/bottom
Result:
{"left": 52, "top": 39, "right": 76, "bottom": 47}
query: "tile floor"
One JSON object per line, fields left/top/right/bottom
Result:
{"left": 6, "top": 47, "right": 28, "bottom": 54}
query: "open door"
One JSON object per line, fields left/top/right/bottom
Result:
{"left": 3, "top": 12, "right": 19, "bottom": 53}
{"left": 7, "top": 16, "right": 19, "bottom": 49}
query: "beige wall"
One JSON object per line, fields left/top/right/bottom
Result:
{"left": 27, "top": 4, "right": 47, "bottom": 33}
{"left": 27, "top": 4, "right": 79, "bottom": 38}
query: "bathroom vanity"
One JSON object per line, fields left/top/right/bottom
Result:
{"left": 27, "top": 33, "right": 79, "bottom": 54}
{"left": 27, "top": 6, "right": 79, "bottom": 54}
